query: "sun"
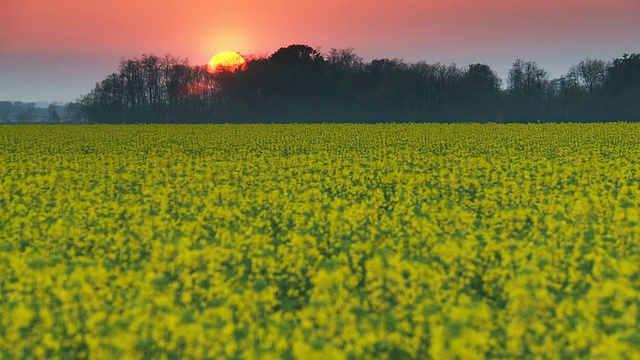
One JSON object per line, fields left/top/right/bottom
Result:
{"left": 207, "top": 51, "right": 247, "bottom": 74}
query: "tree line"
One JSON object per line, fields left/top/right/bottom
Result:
{"left": 0, "top": 101, "right": 81, "bottom": 123}
{"left": 79, "top": 45, "right": 640, "bottom": 123}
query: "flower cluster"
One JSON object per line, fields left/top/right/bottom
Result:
{"left": 1, "top": 123, "right": 639, "bottom": 358}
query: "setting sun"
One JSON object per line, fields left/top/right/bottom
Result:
{"left": 207, "top": 51, "right": 246, "bottom": 74}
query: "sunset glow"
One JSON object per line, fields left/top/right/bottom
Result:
{"left": 1, "top": 0, "right": 639, "bottom": 101}
{"left": 207, "top": 52, "right": 247, "bottom": 74}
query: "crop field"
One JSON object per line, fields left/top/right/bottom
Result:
{"left": 2, "top": 123, "right": 640, "bottom": 359}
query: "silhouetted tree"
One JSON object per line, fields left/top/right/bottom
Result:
{"left": 569, "top": 58, "right": 609, "bottom": 94}
{"left": 506, "top": 59, "right": 549, "bottom": 121}
{"left": 323, "top": 48, "right": 366, "bottom": 119}
{"left": 327, "top": 48, "right": 364, "bottom": 74}
{"left": 545, "top": 74, "right": 586, "bottom": 121}
{"left": 607, "top": 54, "right": 640, "bottom": 92}
{"left": 355, "top": 58, "right": 410, "bottom": 121}
{"left": 605, "top": 53, "right": 640, "bottom": 120}
{"left": 507, "top": 59, "right": 549, "bottom": 98}
{"left": 266, "top": 44, "right": 327, "bottom": 121}
{"left": 78, "top": 46, "right": 640, "bottom": 123}
{"left": 460, "top": 64, "right": 502, "bottom": 121}
{"left": 405, "top": 62, "right": 470, "bottom": 121}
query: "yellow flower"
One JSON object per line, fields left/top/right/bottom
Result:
{"left": 2, "top": 123, "right": 640, "bottom": 358}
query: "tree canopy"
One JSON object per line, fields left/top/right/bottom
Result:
{"left": 78, "top": 46, "right": 640, "bottom": 123}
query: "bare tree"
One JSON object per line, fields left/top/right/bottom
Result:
{"left": 569, "top": 58, "right": 609, "bottom": 93}
{"left": 326, "top": 47, "right": 364, "bottom": 74}
{"left": 508, "top": 59, "right": 549, "bottom": 98}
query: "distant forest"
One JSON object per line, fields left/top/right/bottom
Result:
{"left": 79, "top": 45, "right": 640, "bottom": 123}
{"left": 0, "top": 102, "right": 74, "bottom": 123}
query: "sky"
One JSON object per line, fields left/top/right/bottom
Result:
{"left": 1, "top": 0, "right": 639, "bottom": 103}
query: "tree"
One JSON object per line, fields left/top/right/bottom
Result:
{"left": 568, "top": 58, "right": 608, "bottom": 93}
{"left": 0, "top": 101, "right": 11, "bottom": 121}
{"left": 605, "top": 53, "right": 640, "bottom": 120}
{"left": 265, "top": 44, "right": 328, "bottom": 121}
{"left": 65, "top": 102, "right": 85, "bottom": 123}
{"left": 507, "top": 59, "right": 549, "bottom": 98}
{"left": 506, "top": 60, "right": 549, "bottom": 121}
{"left": 81, "top": 73, "right": 125, "bottom": 123}
{"left": 326, "top": 47, "right": 364, "bottom": 74}
{"left": 78, "top": 47, "right": 640, "bottom": 123}
{"left": 465, "top": 64, "right": 502, "bottom": 91}
{"left": 354, "top": 58, "right": 412, "bottom": 121}
{"left": 322, "top": 48, "right": 366, "bottom": 119}
{"left": 17, "top": 102, "right": 37, "bottom": 122}
{"left": 80, "top": 54, "right": 215, "bottom": 123}
{"left": 140, "top": 54, "right": 164, "bottom": 120}
{"left": 456, "top": 64, "right": 503, "bottom": 122}
{"left": 269, "top": 44, "right": 325, "bottom": 68}
{"left": 49, "top": 102, "right": 60, "bottom": 122}
{"left": 606, "top": 53, "right": 640, "bottom": 94}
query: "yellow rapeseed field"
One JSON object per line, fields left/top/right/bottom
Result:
{"left": 1, "top": 123, "right": 640, "bottom": 359}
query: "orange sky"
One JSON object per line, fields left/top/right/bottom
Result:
{"left": 2, "top": 0, "right": 639, "bottom": 101}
